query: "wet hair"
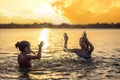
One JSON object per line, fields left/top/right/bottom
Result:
{"left": 79, "top": 37, "right": 88, "bottom": 50}
{"left": 15, "top": 41, "right": 30, "bottom": 52}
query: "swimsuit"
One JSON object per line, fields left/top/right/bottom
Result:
{"left": 77, "top": 51, "right": 91, "bottom": 59}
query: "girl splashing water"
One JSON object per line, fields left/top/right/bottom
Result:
{"left": 15, "top": 41, "right": 44, "bottom": 68}
{"left": 63, "top": 31, "right": 94, "bottom": 60}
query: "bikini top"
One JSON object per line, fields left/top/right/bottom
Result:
{"left": 77, "top": 51, "right": 90, "bottom": 59}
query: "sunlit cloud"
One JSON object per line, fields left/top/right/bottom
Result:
{"left": 0, "top": 0, "right": 120, "bottom": 24}
{"left": 52, "top": 0, "right": 120, "bottom": 24}
{"left": 0, "top": 0, "right": 68, "bottom": 24}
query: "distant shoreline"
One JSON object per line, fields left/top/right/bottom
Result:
{"left": 0, "top": 27, "right": 120, "bottom": 29}
{"left": 0, "top": 23, "right": 120, "bottom": 29}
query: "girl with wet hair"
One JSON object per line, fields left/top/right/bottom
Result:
{"left": 15, "top": 40, "right": 44, "bottom": 68}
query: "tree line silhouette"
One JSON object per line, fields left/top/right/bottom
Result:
{"left": 0, "top": 23, "right": 120, "bottom": 28}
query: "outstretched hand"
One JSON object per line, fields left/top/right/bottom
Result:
{"left": 39, "top": 41, "right": 44, "bottom": 49}
{"left": 82, "top": 31, "right": 87, "bottom": 38}
{"left": 63, "top": 33, "right": 68, "bottom": 49}
{"left": 82, "top": 31, "right": 88, "bottom": 42}
{"left": 64, "top": 33, "right": 68, "bottom": 41}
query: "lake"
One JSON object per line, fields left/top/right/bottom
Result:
{"left": 0, "top": 28, "right": 120, "bottom": 79}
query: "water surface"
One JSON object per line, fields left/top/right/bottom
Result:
{"left": 0, "top": 28, "right": 120, "bottom": 80}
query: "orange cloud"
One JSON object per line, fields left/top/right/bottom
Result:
{"left": 52, "top": 0, "right": 120, "bottom": 24}
{"left": 0, "top": 0, "right": 120, "bottom": 24}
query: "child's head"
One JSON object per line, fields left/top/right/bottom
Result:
{"left": 79, "top": 37, "right": 87, "bottom": 49}
{"left": 15, "top": 40, "right": 31, "bottom": 53}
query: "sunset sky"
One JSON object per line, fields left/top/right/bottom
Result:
{"left": 0, "top": 0, "right": 120, "bottom": 24}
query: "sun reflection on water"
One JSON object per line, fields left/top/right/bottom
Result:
{"left": 39, "top": 28, "right": 50, "bottom": 49}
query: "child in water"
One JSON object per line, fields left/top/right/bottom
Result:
{"left": 63, "top": 31, "right": 94, "bottom": 60}
{"left": 15, "top": 41, "right": 44, "bottom": 68}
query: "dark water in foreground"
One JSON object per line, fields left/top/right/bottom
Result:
{"left": 0, "top": 28, "right": 120, "bottom": 80}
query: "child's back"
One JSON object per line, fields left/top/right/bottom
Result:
{"left": 18, "top": 54, "right": 31, "bottom": 68}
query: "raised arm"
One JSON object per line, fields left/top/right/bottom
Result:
{"left": 64, "top": 33, "right": 68, "bottom": 49}
{"left": 86, "top": 39, "right": 94, "bottom": 53}
{"left": 27, "top": 41, "right": 44, "bottom": 59}
{"left": 37, "top": 41, "right": 44, "bottom": 59}
{"left": 63, "top": 33, "right": 79, "bottom": 53}
{"left": 83, "top": 31, "right": 94, "bottom": 53}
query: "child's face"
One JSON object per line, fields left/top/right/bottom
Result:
{"left": 24, "top": 46, "right": 31, "bottom": 54}
{"left": 79, "top": 38, "right": 86, "bottom": 48}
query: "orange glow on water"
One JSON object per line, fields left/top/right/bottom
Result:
{"left": 39, "top": 28, "right": 50, "bottom": 49}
